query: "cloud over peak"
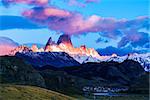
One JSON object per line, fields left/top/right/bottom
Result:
{"left": 22, "top": 7, "right": 104, "bottom": 34}
{"left": 118, "top": 30, "right": 149, "bottom": 48}
{"left": 1, "top": 0, "right": 149, "bottom": 49}
{"left": 22, "top": 7, "right": 72, "bottom": 19}
{"left": 22, "top": 7, "right": 149, "bottom": 37}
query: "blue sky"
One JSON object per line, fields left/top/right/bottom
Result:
{"left": 0, "top": 0, "right": 149, "bottom": 53}
{"left": 52, "top": 0, "right": 149, "bottom": 19}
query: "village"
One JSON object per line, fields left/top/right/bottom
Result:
{"left": 83, "top": 86, "right": 129, "bottom": 93}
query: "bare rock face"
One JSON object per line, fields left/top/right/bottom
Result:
{"left": 10, "top": 45, "right": 31, "bottom": 55}
{"left": 44, "top": 37, "right": 55, "bottom": 50}
{"left": 57, "top": 34, "right": 73, "bottom": 46}
{"left": 31, "top": 44, "right": 38, "bottom": 52}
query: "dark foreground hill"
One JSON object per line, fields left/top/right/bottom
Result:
{"left": 0, "top": 56, "right": 149, "bottom": 98}
{"left": 61, "top": 60, "right": 145, "bottom": 85}
{"left": 0, "top": 56, "right": 45, "bottom": 87}
{"left": 0, "top": 56, "right": 89, "bottom": 96}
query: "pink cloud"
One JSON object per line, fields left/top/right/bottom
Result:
{"left": 22, "top": 6, "right": 149, "bottom": 39}
{"left": 2, "top": 0, "right": 99, "bottom": 7}
{"left": 118, "top": 30, "right": 149, "bottom": 48}
{"left": 22, "top": 7, "right": 121, "bottom": 35}
{"left": 2, "top": 0, "right": 149, "bottom": 48}
{"left": 23, "top": 7, "right": 71, "bottom": 20}
{"left": 2, "top": 0, "right": 49, "bottom": 6}
{"left": 22, "top": 7, "right": 99, "bottom": 34}
{"left": 43, "top": 7, "right": 71, "bottom": 17}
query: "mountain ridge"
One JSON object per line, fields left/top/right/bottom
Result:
{"left": 1, "top": 36, "right": 149, "bottom": 71}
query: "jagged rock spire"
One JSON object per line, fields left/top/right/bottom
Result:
{"left": 57, "top": 34, "right": 72, "bottom": 46}
{"left": 45, "top": 37, "right": 55, "bottom": 50}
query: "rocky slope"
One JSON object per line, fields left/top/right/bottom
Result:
{"left": 15, "top": 52, "right": 80, "bottom": 67}
{"left": 101, "top": 53, "right": 150, "bottom": 72}
{"left": 44, "top": 34, "right": 101, "bottom": 59}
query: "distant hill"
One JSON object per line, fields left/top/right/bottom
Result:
{"left": 0, "top": 84, "right": 75, "bottom": 100}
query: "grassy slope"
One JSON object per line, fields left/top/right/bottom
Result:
{"left": 0, "top": 84, "right": 76, "bottom": 100}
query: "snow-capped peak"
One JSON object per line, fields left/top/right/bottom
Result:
{"left": 102, "top": 53, "right": 150, "bottom": 72}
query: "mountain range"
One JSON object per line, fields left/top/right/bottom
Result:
{"left": 0, "top": 35, "right": 149, "bottom": 99}
{"left": 0, "top": 35, "right": 149, "bottom": 71}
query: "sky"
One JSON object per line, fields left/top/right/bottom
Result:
{"left": 0, "top": 0, "right": 149, "bottom": 55}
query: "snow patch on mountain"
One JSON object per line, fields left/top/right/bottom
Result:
{"left": 102, "top": 53, "right": 150, "bottom": 72}
{"left": 71, "top": 54, "right": 100, "bottom": 64}
{"left": 15, "top": 52, "right": 80, "bottom": 67}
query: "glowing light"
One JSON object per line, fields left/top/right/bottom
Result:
{"left": 10, "top": 40, "right": 102, "bottom": 60}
